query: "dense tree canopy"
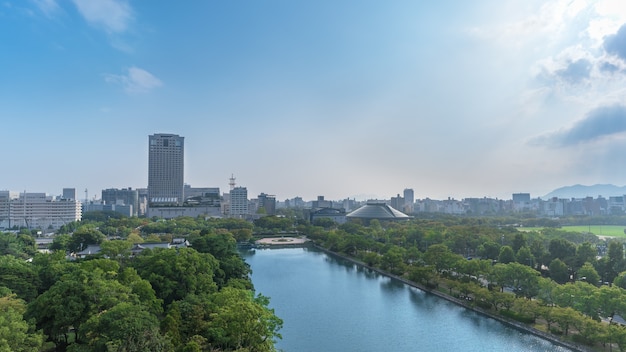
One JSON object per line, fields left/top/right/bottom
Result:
{"left": 6, "top": 212, "right": 626, "bottom": 351}
{"left": 0, "top": 291, "right": 43, "bottom": 352}
{"left": 0, "top": 216, "right": 288, "bottom": 351}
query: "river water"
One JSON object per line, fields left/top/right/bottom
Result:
{"left": 241, "top": 246, "right": 574, "bottom": 352}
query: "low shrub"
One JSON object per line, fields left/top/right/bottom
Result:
{"left": 499, "top": 309, "right": 535, "bottom": 324}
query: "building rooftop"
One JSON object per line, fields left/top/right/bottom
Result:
{"left": 346, "top": 202, "right": 410, "bottom": 220}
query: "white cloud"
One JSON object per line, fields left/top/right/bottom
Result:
{"left": 104, "top": 67, "right": 163, "bottom": 94}
{"left": 72, "top": 0, "right": 132, "bottom": 33}
{"left": 529, "top": 104, "right": 626, "bottom": 147}
{"left": 468, "top": 0, "right": 591, "bottom": 47}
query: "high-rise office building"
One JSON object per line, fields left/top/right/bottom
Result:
{"left": 148, "top": 133, "right": 184, "bottom": 206}
{"left": 403, "top": 188, "right": 414, "bottom": 213}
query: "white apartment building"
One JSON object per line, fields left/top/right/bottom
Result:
{"left": 229, "top": 187, "right": 248, "bottom": 217}
{"left": 0, "top": 191, "right": 82, "bottom": 230}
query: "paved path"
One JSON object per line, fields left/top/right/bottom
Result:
{"left": 255, "top": 237, "right": 309, "bottom": 245}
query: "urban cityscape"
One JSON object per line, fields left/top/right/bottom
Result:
{"left": 6, "top": 2, "right": 626, "bottom": 351}
{"left": 1, "top": 133, "right": 624, "bottom": 231}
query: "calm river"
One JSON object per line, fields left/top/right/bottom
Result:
{"left": 241, "top": 246, "right": 574, "bottom": 352}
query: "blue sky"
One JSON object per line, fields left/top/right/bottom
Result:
{"left": 3, "top": 0, "right": 626, "bottom": 201}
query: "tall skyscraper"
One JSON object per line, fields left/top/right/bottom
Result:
{"left": 148, "top": 133, "right": 184, "bottom": 206}
{"left": 403, "top": 188, "right": 414, "bottom": 213}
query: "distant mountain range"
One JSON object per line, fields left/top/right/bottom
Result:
{"left": 543, "top": 184, "right": 626, "bottom": 199}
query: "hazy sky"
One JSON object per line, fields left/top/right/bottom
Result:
{"left": 3, "top": 0, "right": 626, "bottom": 201}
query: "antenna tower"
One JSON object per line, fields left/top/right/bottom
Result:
{"left": 85, "top": 188, "right": 88, "bottom": 203}
{"left": 229, "top": 174, "right": 236, "bottom": 190}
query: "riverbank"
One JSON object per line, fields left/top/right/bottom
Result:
{"left": 313, "top": 244, "right": 594, "bottom": 352}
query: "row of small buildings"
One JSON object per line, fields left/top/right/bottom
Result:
{"left": 0, "top": 185, "right": 277, "bottom": 230}
{"left": 5, "top": 187, "right": 626, "bottom": 231}
{"left": 409, "top": 194, "right": 626, "bottom": 217}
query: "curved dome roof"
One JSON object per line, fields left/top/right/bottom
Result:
{"left": 346, "top": 202, "right": 410, "bottom": 220}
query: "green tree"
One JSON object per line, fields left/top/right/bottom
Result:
{"left": 0, "top": 293, "right": 43, "bottom": 352}
{"left": 205, "top": 288, "right": 282, "bottom": 352}
{"left": 492, "top": 262, "right": 539, "bottom": 298}
{"left": 512, "top": 298, "right": 540, "bottom": 321}
{"left": 477, "top": 240, "right": 500, "bottom": 260}
{"left": 31, "top": 251, "right": 74, "bottom": 294}
{"left": 191, "top": 233, "right": 251, "bottom": 287}
{"left": 27, "top": 267, "right": 136, "bottom": 349}
{"left": 232, "top": 228, "right": 253, "bottom": 242}
{"left": 549, "top": 258, "right": 570, "bottom": 284}
{"left": 407, "top": 265, "right": 435, "bottom": 286}
{"left": 498, "top": 245, "right": 516, "bottom": 264}
{"left": 569, "top": 281, "right": 600, "bottom": 319}
{"left": 578, "top": 262, "right": 600, "bottom": 286}
{"left": 381, "top": 246, "right": 406, "bottom": 275}
{"left": 99, "top": 240, "right": 132, "bottom": 263}
{"left": 549, "top": 238, "right": 576, "bottom": 266}
{"left": 516, "top": 246, "right": 534, "bottom": 268}
{"left": 575, "top": 242, "right": 597, "bottom": 268}
{"left": 597, "top": 285, "right": 626, "bottom": 319}
{"left": 423, "top": 244, "right": 462, "bottom": 273}
{"left": 536, "top": 277, "right": 558, "bottom": 306}
{"left": 0, "top": 256, "right": 39, "bottom": 302}
{"left": 552, "top": 306, "right": 580, "bottom": 335}
{"left": 529, "top": 238, "right": 548, "bottom": 267}
{"left": 76, "top": 302, "right": 171, "bottom": 351}
{"left": 512, "top": 233, "right": 526, "bottom": 252}
{"left": 253, "top": 216, "right": 293, "bottom": 232}
{"left": 608, "top": 240, "right": 626, "bottom": 282}
{"left": 0, "top": 232, "right": 37, "bottom": 259}
{"left": 68, "top": 225, "right": 105, "bottom": 253}
{"left": 130, "top": 248, "right": 219, "bottom": 304}
{"left": 49, "top": 234, "right": 71, "bottom": 252}
{"left": 313, "top": 217, "right": 337, "bottom": 229}
{"left": 191, "top": 232, "right": 236, "bottom": 260}
{"left": 614, "top": 271, "right": 626, "bottom": 290}
{"left": 127, "top": 232, "right": 144, "bottom": 244}
{"left": 361, "top": 251, "right": 381, "bottom": 267}
{"left": 117, "top": 267, "right": 163, "bottom": 315}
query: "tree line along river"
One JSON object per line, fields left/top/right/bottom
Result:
{"left": 241, "top": 246, "right": 575, "bottom": 352}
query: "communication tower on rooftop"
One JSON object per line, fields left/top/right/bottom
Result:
{"left": 229, "top": 174, "right": 236, "bottom": 190}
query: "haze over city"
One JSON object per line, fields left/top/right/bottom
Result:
{"left": 3, "top": 0, "right": 626, "bottom": 201}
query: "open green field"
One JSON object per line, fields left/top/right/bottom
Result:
{"left": 518, "top": 225, "right": 626, "bottom": 237}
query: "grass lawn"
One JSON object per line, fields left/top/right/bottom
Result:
{"left": 518, "top": 225, "right": 626, "bottom": 237}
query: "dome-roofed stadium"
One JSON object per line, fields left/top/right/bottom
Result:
{"left": 346, "top": 202, "right": 411, "bottom": 222}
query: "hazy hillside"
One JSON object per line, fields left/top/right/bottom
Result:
{"left": 543, "top": 184, "right": 626, "bottom": 199}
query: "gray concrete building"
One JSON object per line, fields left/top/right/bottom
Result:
{"left": 148, "top": 133, "right": 184, "bottom": 207}
{"left": 102, "top": 188, "right": 139, "bottom": 216}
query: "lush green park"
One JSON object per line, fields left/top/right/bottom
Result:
{"left": 0, "top": 215, "right": 282, "bottom": 352}
{"left": 6, "top": 211, "right": 626, "bottom": 351}
{"left": 519, "top": 225, "right": 626, "bottom": 237}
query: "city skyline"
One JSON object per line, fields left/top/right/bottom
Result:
{"left": 3, "top": 1, "right": 626, "bottom": 201}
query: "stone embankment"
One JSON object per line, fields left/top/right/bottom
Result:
{"left": 313, "top": 244, "right": 593, "bottom": 352}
